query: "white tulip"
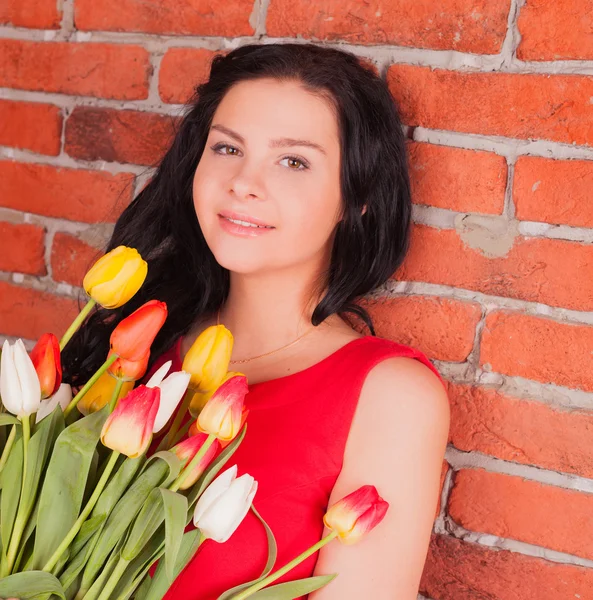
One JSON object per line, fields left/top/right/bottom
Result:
{"left": 145, "top": 360, "right": 172, "bottom": 388}
{"left": 36, "top": 383, "right": 72, "bottom": 424}
{"left": 1, "top": 339, "right": 41, "bottom": 417}
{"left": 193, "top": 464, "right": 258, "bottom": 543}
{"left": 147, "top": 367, "right": 191, "bottom": 433}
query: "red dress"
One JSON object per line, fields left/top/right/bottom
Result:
{"left": 144, "top": 334, "right": 444, "bottom": 600}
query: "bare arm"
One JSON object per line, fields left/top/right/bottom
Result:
{"left": 309, "top": 357, "right": 450, "bottom": 599}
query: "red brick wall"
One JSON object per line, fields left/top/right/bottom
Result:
{"left": 1, "top": 1, "right": 592, "bottom": 598}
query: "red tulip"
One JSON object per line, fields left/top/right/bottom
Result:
{"left": 323, "top": 485, "right": 389, "bottom": 545}
{"left": 110, "top": 300, "right": 167, "bottom": 361}
{"left": 170, "top": 433, "right": 221, "bottom": 490}
{"left": 101, "top": 385, "right": 160, "bottom": 458}
{"left": 107, "top": 349, "right": 150, "bottom": 381}
{"left": 29, "top": 333, "right": 62, "bottom": 398}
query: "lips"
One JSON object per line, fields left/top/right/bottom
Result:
{"left": 218, "top": 210, "right": 274, "bottom": 228}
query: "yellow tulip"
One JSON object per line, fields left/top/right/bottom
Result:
{"left": 189, "top": 371, "right": 241, "bottom": 418}
{"left": 83, "top": 246, "right": 148, "bottom": 309}
{"left": 78, "top": 371, "right": 134, "bottom": 415}
{"left": 182, "top": 325, "right": 233, "bottom": 393}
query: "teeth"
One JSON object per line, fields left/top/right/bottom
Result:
{"left": 225, "top": 217, "right": 271, "bottom": 229}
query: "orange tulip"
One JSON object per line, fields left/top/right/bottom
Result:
{"left": 100, "top": 385, "right": 160, "bottom": 458}
{"left": 29, "top": 333, "right": 62, "bottom": 398}
{"left": 107, "top": 349, "right": 150, "bottom": 381}
{"left": 110, "top": 300, "right": 167, "bottom": 361}
{"left": 323, "top": 485, "right": 389, "bottom": 545}
{"left": 193, "top": 374, "right": 249, "bottom": 443}
{"left": 170, "top": 433, "right": 221, "bottom": 490}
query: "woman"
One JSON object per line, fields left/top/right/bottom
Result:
{"left": 63, "top": 42, "right": 450, "bottom": 599}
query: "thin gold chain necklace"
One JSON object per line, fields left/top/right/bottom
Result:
{"left": 217, "top": 308, "right": 316, "bottom": 364}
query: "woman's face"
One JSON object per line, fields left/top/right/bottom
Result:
{"left": 193, "top": 78, "right": 343, "bottom": 275}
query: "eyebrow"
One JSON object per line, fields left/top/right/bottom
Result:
{"left": 210, "top": 124, "right": 327, "bottom": 156}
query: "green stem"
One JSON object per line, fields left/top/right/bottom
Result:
{"left": 169, "top": 434, "right": 216, "bottom": 492}
{"left": 157, "top": 388, "right": 193, "bottom": 451}
{"left": 230, "top": 531, "right": 339, "bottom": 600}
{"left": 96, "top": 555, "right": 130, "bottom": 600}
{"left": 59, "top": 298, "right": 97, "bottom": 351}
{"left": 3, "top": 416, "right": 30, "bottom": 575}
{"left": 0, "top": 424, "right": 17, "bottom": 475}
{"left": 63, "top": 354, "right": 119, "bottom": 418}
{"left": 108, "top": 378, "right": 125, "bottom": 412}
{"left": 41, "top": 450, "right": 120, "bottom": 573}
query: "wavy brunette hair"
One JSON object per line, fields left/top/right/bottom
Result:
{"left": 62, "top": 41, "right": 412, "bottom": 387}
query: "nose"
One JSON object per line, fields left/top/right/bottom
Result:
{"left": 228, "top": 159, "right": 265, "bottom": 201}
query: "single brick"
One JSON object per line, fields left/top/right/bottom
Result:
{"left": 0, "top": 161, "right": 135, "bottom": 223}
{"left": 514, "top": 156, "right": 593, "bottom": 228}
{"left": 0, "top": 0, "right": 61, "bottom": 28}
{"left": 449, "top": 469, "right": 593, "bottom": 560}
{"left": 362, "top": 295, "right": 482, "bottom": 362}
{"left": 480, "top": 311, "right": 593, "bottom": 391}
{"left": 75, "top": 0, "right": 254, "bottom": 37}
{"left": 159, "top": 48, "right": 220, "bottom": 104}
{"left": 0, "top": 221, "right": 46, "bottom": 275}
{"left": 448, "top": 383, "right": 593, "bottom": 479}
{"left": 0, "top": 281, "right": 78, "bottom": 340}
{"left": 0, "top": 39, "right": 150, "bottom": 100}
{"left": 267, "top": 0, "right": 509, "bottom": 54}
{"left": 421, "top": 533, "right": 593, "bottom": 599}
{"left": 397, "top": 224, "right": 593, "bottom": 312}
{"left": 51, "top": 233, "right": 102, "bottom": 287}
{"left": 408, "top": 141, "right": 507, "bottom": 214}
{"left": 387, "top": 65, "right": 593, "bottom": 147}
{"left": 0, "top": 99, "right": 62, "bottom": 156}
{"left": 517, "top": 0, "right": 593, "bottom": 61}
{"left": 65, "top": 107, "right": 179, "bottom": 166}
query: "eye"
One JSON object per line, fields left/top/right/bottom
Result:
{"left": 279, "top": 155, "right": 310, "bottom": 171}
{"left": 210, "top": 142, "right": 240, "bottom": 156}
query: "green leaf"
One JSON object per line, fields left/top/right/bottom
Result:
{"left": 79, "top": 537, "right": 125, "bottom": 600}
{"left": 1, "top": 426, "right": 23, "bottom": 557}
{"left": 185, "top": 423, "right": 247, "bottom": 523}
{"left": 69, "top": 514, "right": 106, "bottom": 558}
{"left": 80, "top": 458, "right": 169, "bottom": 590}
{"left": 0, "top": 570, "right": 67, "bottom": 599}
{"left": 217, "top": 503, "right": 277, "bottom": 600}
{"left": 234, "top": 574, "right": 338, "bottom": 599}
{"left": 131, "top": 573, "right": 152, "bottom": 599}
{"left": 160, "top": 489, "right": 187, "bottom": 583}
{"left": 121, "top": 488, "right": 165, "bottom": 562}
{"left": 142, "top": 528, "right": 202, "bottom": 600}
{"left": 32, "top": 406, "right": 108, "bottom": 570}
{"left": 143, "top": 451, "right": 182, "bottom": 488}
{"left": 0, "top": 414, "right": 20, "bottom": 427}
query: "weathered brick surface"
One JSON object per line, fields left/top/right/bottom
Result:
{"left": 480, "top": 312, "right": 593, "bottom": 391}
{"left": 0, "top": 0, "right": 62, "bottom": 29}
{"left": 387, "top": 65, "right": 593, "bottom": 146}
{"left": 75, "top": 0, "right": 254, "bottom": 37}
{"left": 65, "top": 107, "right": 179, "bottom": 166}
{"left": 449, "top": 469, "right": 593, "bottom": 560}
{"left": 407, "top": 141, "right": 507, "bottom": 214}
{"left": 517, "top": 0, "right": 593, "bottom": 61}
{"left": 0, "top": 161, "right": 135, "bottom": 223}
{"left": 0, "top": 40, "right": 150, "bottom": 100}
{"left": 0, "top": 221, "right": 46, "bottom": 275}
{"left": 421, "top": 533, "right": 593, "bottom": 599}
{"left": 514, "top": 156, "right": 593, "bottom": 228}
{"left": 51, "top": 232, "right": 102, "bottom": 287}
{"left": 397, "top": 224, "right": 593, "bottom": 311}
{"left": 362, "top": 295, "right": 482, "bottom": 362}
{"left": 0, "top": 100, "right": 62, "bottom": 156}
{"left": 448, "top": 383, "right": 593, "bottom": 479}
{"left": 267, "top": 0, "right": 510, "bottom": 53}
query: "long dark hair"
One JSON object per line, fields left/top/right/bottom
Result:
{"left": 62, "top": 42, "right": 412, "bottom": 387}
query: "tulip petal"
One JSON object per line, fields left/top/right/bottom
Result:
{"left": 146, "top": 360, "right": 172, "bottom": 388}
{"left": 342, "top": 500, "right": 390, "bottom": 545}
{"left": 0, "top": 340, "right": 21, "bottom": 415}
{"left": 14, "top": 339, "right": 41, "bottom": 416}
{"left": 152, "top": 370, "right": 191, "bottom": 433}
{"left": 35, "top": 383, "right": 72, "bottom": 423}
{"left": 193, "top": 464, "right": 237, "bottom": 526}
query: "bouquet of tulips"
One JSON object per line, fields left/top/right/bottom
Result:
{"left": 0, "top": 246, "right": 390, "bottom": 600}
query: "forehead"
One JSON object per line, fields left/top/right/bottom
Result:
{"left": 211, "top": 78, "right": 340, "bottom": 149}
